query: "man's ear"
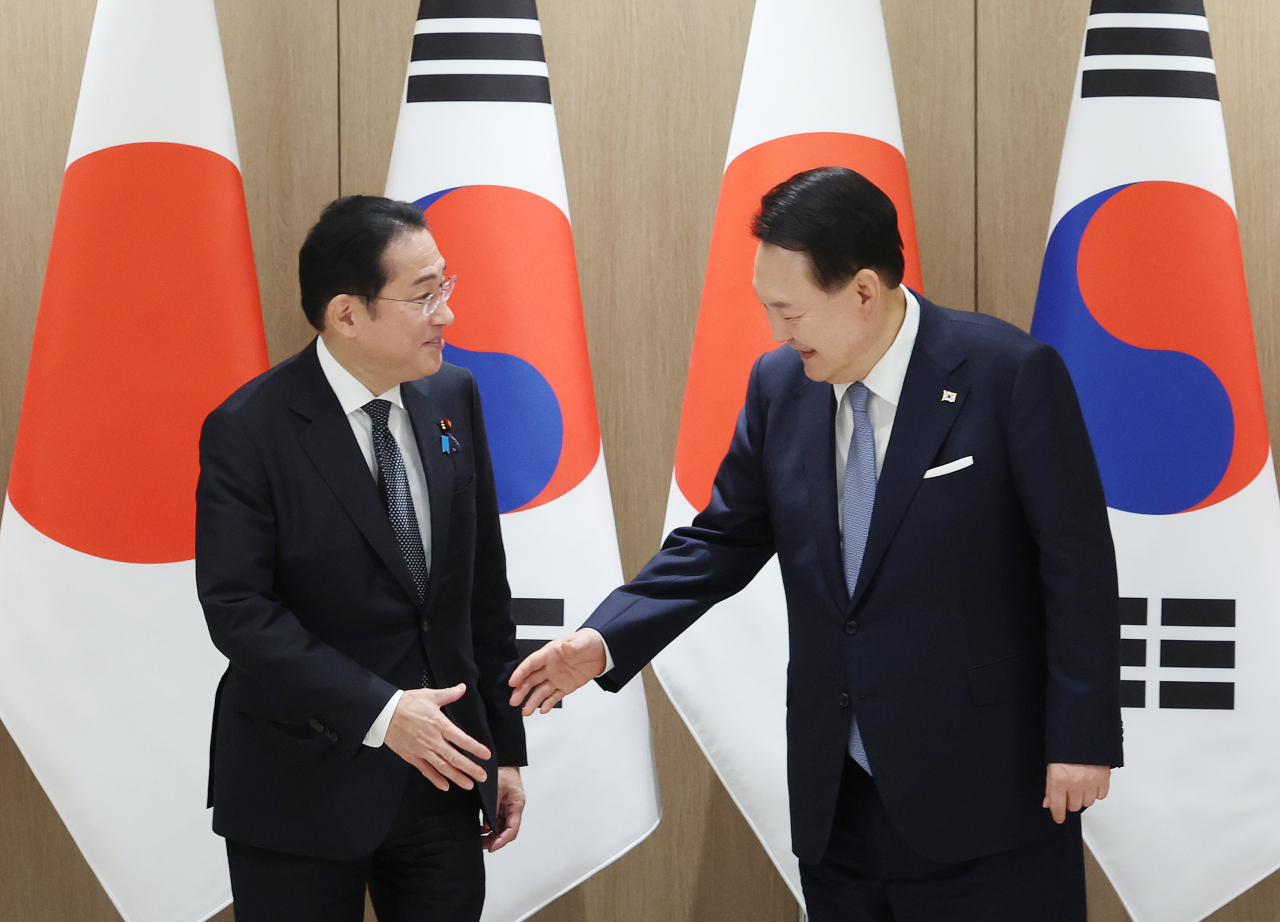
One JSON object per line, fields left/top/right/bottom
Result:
{"left": 851, "top": 267, "right": 883, "bottom": 309}
{"left": 325, "top": 294, "right": 361, "bottom": 338}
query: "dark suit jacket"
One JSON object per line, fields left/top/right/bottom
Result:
{"left": 196, "top": 339, "right": 526, "bottom": 860}
{"left": 584, "top": 294, "right": 1122, "bottom": 865}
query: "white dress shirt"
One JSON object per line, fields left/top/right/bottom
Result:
{"left": 316, "top": 336, "right": 432, "bottom": 747}
{"left": 591, "top": 289, "right": 921, "bottom": 676}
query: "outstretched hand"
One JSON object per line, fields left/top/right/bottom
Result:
{"left": 385, "top": 684, "right": 492, "bottom": 792}
{"left": 508, "top": 629, "right": 607, "bottom": 715}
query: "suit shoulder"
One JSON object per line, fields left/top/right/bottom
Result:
{"left": 755, "top": 344, "right": 807, "bottom": 391}
{"left": 210, "top": 349, "right": 304, "bottom": 422}
{"left": 404, "top": 360, "right": 474, "bottom": 401}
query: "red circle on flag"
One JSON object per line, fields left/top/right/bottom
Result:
{"left": 8, "top": 143, "right": 268, "bottom": 563}
{"left": 674, "top": 133, "right": 922, "bottom": 512}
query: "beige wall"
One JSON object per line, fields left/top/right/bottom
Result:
{"left": 0, "top": 1, "right": 1277, "bottom": 920}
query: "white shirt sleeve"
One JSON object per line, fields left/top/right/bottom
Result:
{"left": 363, "top": 689, "right": 404, "bottom": 748}
{"left": 582, "top": 627, "right": 616, "bottom": 676}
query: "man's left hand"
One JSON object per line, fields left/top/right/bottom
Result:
{"left": 1043, "top": 763, "right": 1111, "bottom": 823}
{"left": 481, "top": 767, "right": 525, "bottom": 853}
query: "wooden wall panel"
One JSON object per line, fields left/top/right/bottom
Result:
{"left": 977, "top": 1, "right": 1280, "bottom": 920}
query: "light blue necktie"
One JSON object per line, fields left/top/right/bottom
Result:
{"left": 841, "top": 383, "right": 875, "bottom": 774}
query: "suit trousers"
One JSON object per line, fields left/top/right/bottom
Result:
{"left": 226, "top": 770, "right": 485, "bottom": 922}
{"left": 799, "top": 758, "right": 1086, "bottom": 922}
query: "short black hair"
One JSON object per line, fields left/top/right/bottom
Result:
{"left": 751, "top": 167, "right": 905, "bottom": 292}
{"left": 298, "top": 195, "right": 428, "bottom": 331}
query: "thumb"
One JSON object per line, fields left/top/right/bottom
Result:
{"left": 433, "top": 683, "right": 467, "bottom": 705}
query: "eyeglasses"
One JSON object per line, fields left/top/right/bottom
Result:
{"left": 376, "top": 275, "right": 456, "bottom": 318}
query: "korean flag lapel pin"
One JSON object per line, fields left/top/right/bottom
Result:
{"left": 439, "top": 418, "right": 454, "bottom": 453}
{"left": 941, "top": 390, "right": 958, "bottom": 403}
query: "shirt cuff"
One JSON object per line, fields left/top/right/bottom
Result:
{"left": 363, "top": 689, "right": 404, "bottom": 748}
{"left": 582, "top": 628, "right": 615, "bottom": 677}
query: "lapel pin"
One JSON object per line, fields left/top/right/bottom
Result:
{"left": 439, "top": 419, "right": 453, "bottom": 454}
{"left": 941, "top": 390, "right": 957, "bottom": 403}
{"left": 438, "top": 418, "right": 452, "bottom": 432}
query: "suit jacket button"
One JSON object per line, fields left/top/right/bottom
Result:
{"left": 844, "top": 620, "right": 859, "bottom": 636}
{"left": 421, "top": 620, "right": 429, "bottom": 633}
{"left": 838, "top": 693, "right": 850, "bottom": 708}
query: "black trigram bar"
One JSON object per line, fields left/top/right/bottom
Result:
{"left": 1162, "top": 598, "right": 1235, "bottom": 627}
{"left": 412, "top": 32, "right": 545, "bottom": 62}
{"left": 1161, "top": 639, "right": 1235, "bottom": 669}
{"left": 1120, "top": 638, "right": 1147, "bottom": 667}
{"left": 512, "top": 598, "right": 564, "bottom": 626}
{"left": 1083, "top": 69, "right": 1218, "bottom": 99}
{"left": 418, "top": 0, "right": 538, "bottom": 19}
{"left": 1090, "top": 0, "right": 1205, "bottom": 13}
{"left": 1085, "top": 28, "right": 1212, "bottom": 57}
{"left": 408, "top": 74, "right": 551, "bottom": 103}
{"left": 1159, "top": 681, "right": 1234, "bottom": 709}
{"left": 513, "top": 598, "right": 564, "bottom": 707}
{"left": 1119, "top": 597, "right": 1148, "bottom": 625}
{"left": 1120, "top": 680, "right": 1146, "bottom": 708}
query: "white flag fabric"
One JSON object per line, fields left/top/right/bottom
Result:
{"left": 1031, "top": 3, "right": 1280, "bottom": 920}
{"left": 0, "top": 2, "right": 268, "bottom": 921}
{"left": 650, "top": 0, "right": 922, "bottom": 901}
{"left": 384, "top": 2, "right": 660, "bottom": 919}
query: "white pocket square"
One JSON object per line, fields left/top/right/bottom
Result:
{"left": 923, "top": 456, "right": 974, "bottom": 479}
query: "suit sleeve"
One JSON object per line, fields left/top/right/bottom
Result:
{"left": 196, "top": 407, "right": 399, "bottom": 752}
{"left": 585, "top": 356, "right": 778, "bottom": 691}
{"left": 1007, "top": 343, "right": 1123, "bottom": 768}
{"left": 465, "top": 373, "right": 528, "bottom": 767}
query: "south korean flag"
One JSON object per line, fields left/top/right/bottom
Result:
{"left": 1031, "top": 2, "right": 1280, "bottom": 920}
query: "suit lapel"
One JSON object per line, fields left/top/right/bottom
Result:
{"left": 850, "top": 300, "right": 969, "bottom": 612}
{"left": 796, "top": 381, "right": 849, "bottom": 610}
{"left": 291, "top": 342, "right": 423, "bottom": 607}
{"left": 402, "top": 378, "right": 452, "bottom": 613}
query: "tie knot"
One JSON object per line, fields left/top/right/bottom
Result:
{"left": 849, "top": 382, "right": 871, "bottom": 414}
{"left": 363, "top": 399, "right": 392, "bottom": 429}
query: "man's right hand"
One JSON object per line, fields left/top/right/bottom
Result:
{"left": 384, "top": 684, "right": 492, "bottom": 792}
{"left": 508, "top": 629, "right": 606, "bottom": 716}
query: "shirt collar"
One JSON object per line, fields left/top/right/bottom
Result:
{"left": 832, "top": 287, "right": 921, "bottom": 410}
{"left": 315, "top": 335, "right": 405, "bottom": 416}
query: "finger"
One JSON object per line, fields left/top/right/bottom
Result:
{"left": 521, "top": 682, "right": 557, "bottom": 717}
{"left": 509, "top": 651, "right": 548, "bottom": 688}
{"left": 1098, "top": 774, "right": 1111, "bottom": 800}
{"left": 429, "top": 683, "right": 467, "bottom": 707}
{"left": 1066, "top": 786, "right": 1085, "bottom": 815}
{"left": 508, "top": 669, "right": 547, "bottom": 708}
{"left": 539, "top": 689, "right": 566, "bottom": 714}
{"left": 439, "top": 720, "right": 493, "bottom": 762}
{"left": 1081, "top": 788, "right": 1097, "bottom": 809}
{"left": 1048, "top": 785, "right": 1067, "bottom": 824}
{"left": 418, "top": 760, "right": 451, "bottom": 792}
{"left": 436, "top": 743, "right": 489, "bottom": 784}
{"left": 425, "top": 750, "right": 476, "bottom": 790}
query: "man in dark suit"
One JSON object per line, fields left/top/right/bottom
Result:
{"left": 510, "top": 168, "right": 1121, "bottom": 921}
{"left": 197, "top": 196, "right": 526, "bottom": 922}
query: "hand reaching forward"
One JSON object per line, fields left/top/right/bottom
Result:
{"left": 1044, "top": 763, "right": 1111, "bottom": 823}
{"left": 385, "top": 684, "right": 492, "bottom": 792}
{"left": 480, "top": 766, "right": 525, "bottom": 853}
{"left": 508, "top": 629, "right": 606, "bottom": 716}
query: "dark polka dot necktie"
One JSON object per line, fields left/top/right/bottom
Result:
{"left": 362, "top": 399, "right": 429, "bottom": 602}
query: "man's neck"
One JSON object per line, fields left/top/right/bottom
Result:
{"left": 833, "top": 287, "right": 908, "bottom": 385}
{"left": 320, "top": 332, "right": 396, "bottom": 397}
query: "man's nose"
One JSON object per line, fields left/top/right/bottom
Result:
{"left": 433, "top": 302, "right": 455, "bottom": 326}
{"left": 766, "top": 316, "right": 789, "bottom": 345}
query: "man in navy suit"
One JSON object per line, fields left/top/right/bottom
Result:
{"left": 197, "top": 197, "right": 526, "bottom": 922}
{"left": 510, "top": 168, "right": 1121, "bottom": 920}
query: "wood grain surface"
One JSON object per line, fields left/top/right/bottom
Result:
{"left": 0, "top": 0, "right": 1277, "bottom": 920}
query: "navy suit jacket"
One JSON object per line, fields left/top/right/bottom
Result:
{"left": 196, "top": 340, "right": 526, "bottom": 860}
{"left": 584, "top": 295, "right": 1122, "bottom": 865}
